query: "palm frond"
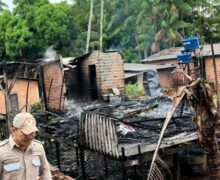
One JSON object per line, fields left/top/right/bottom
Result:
{"left": 151, "top": 42, "right": 160, "bottom": 54}
{"left": 148, "top": 162, "right": 165, "bottom": 180}
{"left": 176, "top": 2, "right": 192, "bottom": 15}
{"left": 147, "top": 87, "right": 186, "bottom": 180}
{"left": 173, "top": 20, "right": 188, "bottom": 29}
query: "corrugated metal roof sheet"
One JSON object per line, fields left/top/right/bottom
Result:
{"left": 61, "top": 57, "right": 75, "bottom": 65}
{"left": 124, "top": 63, "right": 176, "bottom": 72}
{"left": 124, "top": 72, "right": 143, "bottom": 79}
{"left": 142, "top": 43, "right": 220, "bottom": 62}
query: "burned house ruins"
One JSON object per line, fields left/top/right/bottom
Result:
{"left": 0, "top": 48, "right": 218, "bottom": 180}
{"left": 64, "top": 51, "right": 125, "bottom": 101}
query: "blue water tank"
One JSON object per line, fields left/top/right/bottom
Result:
{"left": 177, "top": 52, "right": 191, "bottom": 63}
{"left": 182, "top": 37, "right": 199, "bottom": 50}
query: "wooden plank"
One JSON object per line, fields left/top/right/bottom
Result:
{"left": 106, "top": 117, "right": 112, "bottom": 157}
{"left": 84, "top": 113, "right": 88, "bottom": 148}
{"left": 99, "top": 115, "right": 104, "bottom": 154}
{"left": 104, "top": 116, "right": 109, "bottom": 155}
{"left": 118, "top": 132, "right": 198, "bottom": 157}
{"left": 97, "top": 114, "right": 102, "bottom": 153}
{"left": 99, "top": 116, "right": 103, "bottom": 153}
{"left": 94, "top": 114, "right": 99, "bottom": 152}
{"left": 90, "top": 113, "right": 95, "bottom": 149}
{"left": 80, "top": 113, "right": 85, "bottom": 146}
{"left": 87, "top": 113, "right": 92, "bottom": 149}
{"left": 90, "top": 113, "right": 95, "bottom": 150}
{"left": 112, "top": 119, "right": 119, "bottom": 159}
{"left": 103, "top": 116, "right": 109, "bottom": 156}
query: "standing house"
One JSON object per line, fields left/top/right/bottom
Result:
{"left": 0, "top": 77, "right": 40, "bottom": 115}
{"left": 141, "top": 44, "right": 220, "bottom": 90}
{"left": 66, "top": 51, "right": 125, "bottom": 100}
{"left": 124, "top": 63, "right": 176, "bottom": 89}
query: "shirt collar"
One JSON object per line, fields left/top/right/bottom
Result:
{"left": 9, "top": 135, "right": 34, "bottom": 152}
{"left": 9, "top": 135, "right": 18, "bottom": 151}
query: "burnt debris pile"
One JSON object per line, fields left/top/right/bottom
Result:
{"left": 33, "top": 97, "right": 196, "bottom": 178}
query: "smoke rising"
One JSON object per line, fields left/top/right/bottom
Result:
{"left": 44, "top": 46, "right": 57, "bottom": 60}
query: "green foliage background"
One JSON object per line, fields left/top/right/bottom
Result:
{"left": 125, "top": 83, "right": 145, "bottom": 98}
{"left": 0, "top": 0, "right": 220, "bottom": 62}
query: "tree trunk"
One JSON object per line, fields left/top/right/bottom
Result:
{"left": 191, "top": 82, "right": 220, "bottom": 179}
{"left": 99, "top": 0, "right": 103, "bottom": 51}
{"left": 86, "top": 0, "right": 93, "bottom": 53}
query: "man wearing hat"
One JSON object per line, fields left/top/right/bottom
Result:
{"left": 0, "top": 112, "right": 52, "bottom": 180}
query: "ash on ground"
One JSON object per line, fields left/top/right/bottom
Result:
{"left": 36, "top": 97, "right": 197, "bottom": 179}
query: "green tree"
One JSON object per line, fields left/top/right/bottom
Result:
{"left": 5, "top": 17, "right": 33, "bottom": 59}
{"left": 0, "top": 1, "right": 7, "bottom": 12}
{"left": 0, "top": 0, "right": 78, "bottom": 60}
{"left": 0, "top": 10, "right": 13, "bottom": 59}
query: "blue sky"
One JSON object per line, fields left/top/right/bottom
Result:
{"left": 2, "top": 0, "right": 73, "bottom": 11}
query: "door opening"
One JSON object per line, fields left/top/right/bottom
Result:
{"left": 89, "top": 65, "right": 98, "bottom": 99}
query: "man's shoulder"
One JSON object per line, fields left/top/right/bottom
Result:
{"left": 0, "top": 139, "right": 9, "bottom": 148}
{"left": 32, "top": 139, "right": 45, "bottom": 152}
{"left": 32, "top": 139, "right": 43, "bottom": 148}
{"left": 33, "top": 139, "right": 42, "bottom": 144}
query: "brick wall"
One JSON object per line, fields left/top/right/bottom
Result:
{"left": 0, "top": 91, "right": 6, "bottom": 114}
{"left": 78, "top": 51, "right": 125, "bottom": 100}
{"left": 144, "top": 58, "right": 197, "bottom": 89}
{"left": 205, "top": 56, "right": 220, "bottom": 91}
{"left": 98, "top": 52, "right": 125, "bottom": 96}
{"left": 0, "top": 79, "right": 40, "bottom": 115}
{"left": 157, "top": 68, "right": 176, "bottom": 89}
{"left": 42, "top": 61, "right": 66, "bottom": 112}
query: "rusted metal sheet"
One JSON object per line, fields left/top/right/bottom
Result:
{"left": 80, "top": 112, "right": 119, "bottom": 159}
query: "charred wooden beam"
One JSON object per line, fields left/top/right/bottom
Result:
{"left": 25, "top": 80, "right": 30, "bottom": 112}
{"left": 129, "top": 115, "right": 192, "bottom": 123}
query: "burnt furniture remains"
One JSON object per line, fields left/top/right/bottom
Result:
{"left": 79, "top": 112, "right": 198, "bottom": 179}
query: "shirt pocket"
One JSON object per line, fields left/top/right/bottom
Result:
{"left": 29, "top": 154, "right": 41, "bottom": 176}
{"left": 2, "top": 157, "right": 21, "bottom": 180}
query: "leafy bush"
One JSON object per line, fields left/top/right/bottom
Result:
{"left": 30, "top": 102, "right": 56, "bottom": 121}
{"left": 125, "top": 83, "right": 145, "bottom": 98}
{"left": 29, "top": 102, "right": 46, "bottom": 120}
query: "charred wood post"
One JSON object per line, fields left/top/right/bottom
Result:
{"left": 59, "top": 75, "right": 65, "bottom": 112}
{"left": 210, "top": 39, "right": 220, "bottom": 104}
{"left": 78, "top": 113, "right": 86, "bottom": 179}
{"left": 190, "top": 81, "right": 220, "bottom": 179}
{"left": 40, "top": 65, "right": 48, "bottom": 111}
{"left": 121, "top": 147, "right": 127, "bottom": 180}
{"left": 79, "top": 146, "right": 86, "bottom": 180}
{"left": 47, "top": 78, "right": 54, "bottom": 107}
{"left": 104, "top": 156, "right": 108, "bottom": 179}
{"left": 25, "top": 80, "right": 30, "bottom": 112}
{"left": 3, "top": 61, "right": 12, "bottom": 134}
{"left": 147, "top": 78, "right": 220, "bottom": 180}
{"left": 55, "top": 141, "right": 61, "bottom": 170}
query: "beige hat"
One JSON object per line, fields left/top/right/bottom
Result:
{"left": 13, "top": 112, "right": 38, "bottom": 135}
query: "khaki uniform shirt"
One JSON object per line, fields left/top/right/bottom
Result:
{"left": 0, "top": 136, "right": 52, "bottom": 180}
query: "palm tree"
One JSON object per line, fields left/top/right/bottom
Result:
{"left": 99, "top": 0, "right": 103, "bottom": 51}
{"left": 86, "top": 0, "right": 93, "bottom": 53}
{"left": 151, "top": 0, "right": 190, "bottom": 52}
